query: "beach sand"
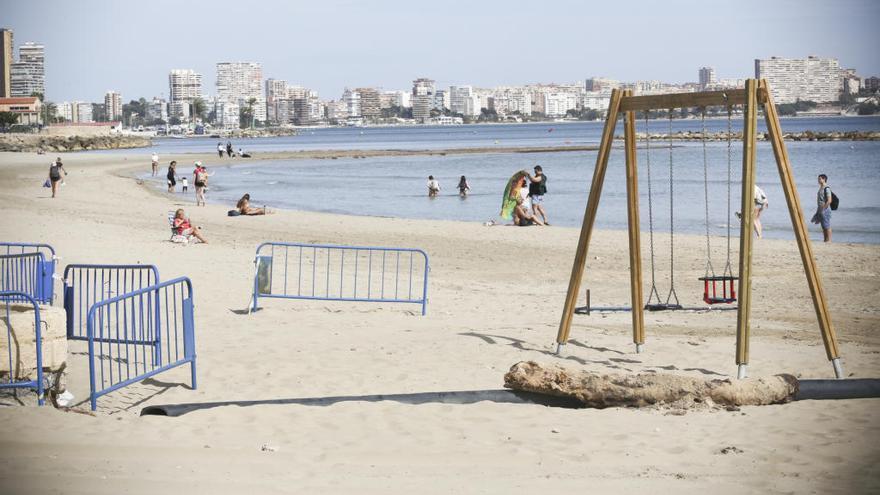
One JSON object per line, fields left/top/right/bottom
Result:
{"left": 0, "top": 150, "right": 878, "bottom": 494}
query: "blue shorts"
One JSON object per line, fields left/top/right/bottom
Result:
{"left": 812, "top": 208, "right": 831, "bottom": 229}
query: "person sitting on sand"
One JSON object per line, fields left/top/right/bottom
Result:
{"left": 513, "top": 196, "right": 544, "bottom": 226}
{"left": 238, "top": 148, "right": 251, "bottom": 158}
{"left": 173, "top": 209, "right": 208, "bottom": 243}
{"left": 236, "top": 193, "right": 268, "bottom": 215}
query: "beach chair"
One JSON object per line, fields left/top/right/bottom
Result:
{"left": 168, "top": 211, "right": 189, "bottom": 244}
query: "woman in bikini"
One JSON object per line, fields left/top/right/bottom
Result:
{"left": 236, "top": 193, "right": 268, "bottom": 215}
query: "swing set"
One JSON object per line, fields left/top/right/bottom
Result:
{"left": 555, "top": 79, "right": 843, "bottom": 379}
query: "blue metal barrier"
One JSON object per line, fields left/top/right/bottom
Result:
{"left": 1, "top": 243, "right": 56, "bottom": 304}
{"left": 63, "top": 264, "right": 160, "bottom": 342}
{"left": 85, "top": 276, "right": 196, "bottom": 411}
{"left": 252, "top": 242, "right": 429, "bottom": 315}
{"left": 0, "top": 253, "right": 45, "bottom": 305}
{"left": 0, "top": 292, "right": 45, "bottom": 406}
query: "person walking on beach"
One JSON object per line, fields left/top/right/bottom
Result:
{"left": 811, "top": 173, "right": 833, "bottom": 242}
{"left": 151, "top": 152, "right": 159, "bottom": 176}
{"left": 526, "top": 165, "right": 549, "bottom": 225}
{"left": 47, "top": 157, "right": 67, "bottom": 198}
{"left": 226, "top": 141, "right": 234, "bottom": 158}
{"left": 167, "top": 160, "right": 178, "bottom": 193}
{"left": 737, "top": 185, "right": 769, "bottom": 238}
{"left": 458, "top": 176, "right": 471, "bottom": 197}
{"left": 193, "top": 162, "right": 209, "bottom": 206}
{"left": 427, "top": 175, "right": 440, "bottom": 197}
{"left": 217, "top": 142, "right": 224, "bottom": 158}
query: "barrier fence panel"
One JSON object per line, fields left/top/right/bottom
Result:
{"left": 0, "top": 253, "right": 45, "bottom": 305}
{"left": 63, "top": 264, "right": 160, "bottom": 342}
{"left": 1, "top": 243, "right": 56, "bottom": 304}
{"left": 86, "top": 277, "right": 196, "bottom": 411}
{"left": 0, "top": 291, "right": 45, "bottom": 405}
{"left": 252, "top": 242, "right": 429, "bottom": 315}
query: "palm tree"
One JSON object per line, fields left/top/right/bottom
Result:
{"left": 246, "top": 97, "right": 257, "bottom": 128}
{"left": 191, "top": 97, "right": 207, "bottom": 123}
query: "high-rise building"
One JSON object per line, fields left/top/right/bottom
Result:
{"left": 489, "top": 87, "right": 532, "bottom": 115}
{"left": 265, "top": 78, "right": 287, "bottom": 124}
{"left": 449, "top": 86, "right": 480, "bottom": 117}
{"left": 865, "top": 76, "right": 880, "bottom": 92}
{"left": 0, "top": 29, "right": 12, "bottom": 98}
{"left": 585, "top": 77, "right": 619, "bottom": 92}
{"left": 342, "top": 88, "right": 361, "bottom": 118}
{"left": 216, "top": 62, "right": 265, "bottom": 123}
{"left": 755, "top": 56, "right": 844, "bottom": 103}
{"left": 412, "top": 78, "right": 435, "bottom": 122}
{"left": 216, "top": 100, "right": 240, "bottom": 129}
{"left": 10, "top": 42, "right": 44, "bottom": 97}
{"left": 75, "top": 101, "right": 93, "bottom": 123}
{"left": 543, "top": 92, "right": 578, "bottom": 117}
{"left": 168, "top": 69, "right": 202, "bottom": 121}
{"left": 356, "top": 88, "right": 380, "bottom": 120}
{"left": 146, "top": 97, "right": 168, "bottom": 123}
{"left": 104, "top": 91, "right": 122, "bottom": 121}
{"left": 698, "top": 67, "right": 716, "bottom": 90}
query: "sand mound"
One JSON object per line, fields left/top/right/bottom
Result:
{"left": 504, "top": 361, "right": 798, "bottom": 409}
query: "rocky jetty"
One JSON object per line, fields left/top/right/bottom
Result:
{"left": 619, "top": 130, "right": 880, "bottom": 142}
{"left": 0, "top": 133, "right": 152, "bottom": 152}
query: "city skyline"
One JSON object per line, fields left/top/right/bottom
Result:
{"left": 5, "top": 0, "right": 880, "bottom": 103}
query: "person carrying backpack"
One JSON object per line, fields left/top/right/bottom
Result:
{"left": 48, "top": 157, "right": 67, "bottom": 198}
{"left": 811, "top": 173, "right": 836, "bottom": 243}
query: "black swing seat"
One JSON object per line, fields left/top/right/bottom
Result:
{"left": 644, "top": 303, "right": 683, "bottom": 312}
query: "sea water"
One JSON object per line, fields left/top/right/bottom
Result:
{"left": 141, "top": 117, "right": 880, "bottom": 244}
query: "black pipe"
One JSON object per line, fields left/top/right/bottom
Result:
{"left": 796, "top": 379, "right": 880, "bottom": 401}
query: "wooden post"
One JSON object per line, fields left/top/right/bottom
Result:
{"left": 759, "top": 80, "right": 843, "bottom": 377}
{"left": 623, "top": 91, "right": 646, "bottom": 351}
{"left": 735, "top": 79, "right": 759, "bottom": 378}
{"left": 555, "top": 89, "right": 623, "bottom": 351}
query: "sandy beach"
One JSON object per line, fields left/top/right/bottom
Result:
{"left": 0, "top": 150, "right": 878, "bottom": 494}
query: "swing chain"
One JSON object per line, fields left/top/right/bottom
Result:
{"left": 701, "top": 107, "right": 715, "bottom": 278}
{"left": 724, "top": 99, "right": 735, "bottom": 278}
{"left": 666, "top": 110, "right": 680, "bottom": 307}
{"left": 644, "top": 111, "right": 661, "bottom": 305}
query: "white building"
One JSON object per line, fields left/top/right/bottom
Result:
{"left": 216, "top": 100, "right": 240, "bottom": 129}
{"left": 146, "top": 97, "right": 168, "bottom": 122}
{"left": 582, "top": 91, "right": 611, "bottom": 111}
{"left": 490, "top": 87, "right": 532, "bottom": 115}
{"left": 342, "top": 88, "right": 361, "bottom": 118}
{"left": 543, "top": 92, "right": 578, "bottom": 117}
{"left": 104, "top": 91, "right": 122, "bottom": 121}
{"left": 449, "top": 85, "right": 480, "bottom": 116}
{"left": 168, "top": 69, "right": 202, "bottom": 122}
{"left": 10, "top": 42, "right": 44, "bottom": 97}
{"left": 216, "top": 62, "right": 265, "bottom": 123}
{"left": 56, "top": 101, "right": 73, "bottom": 121}
{"left": 755, "top": 56, "right": 844, "bottom": 103}
{"left": 412, "top": 77, "right": 435, "bottom": 122}
{"left": 75, "top": 101, "right": 93, "bottom": 123}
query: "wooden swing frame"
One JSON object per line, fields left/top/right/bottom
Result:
{"left": 554, "top": 79, "right": 843, "bottom": 379}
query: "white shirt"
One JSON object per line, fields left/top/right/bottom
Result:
{"left": 519, "top": 186, "right": 532, "bottom": 210}
{"left": 151, "top": 153, "right": 159, "bottom": 162}
{"left": 754, "top": 185, "right": 768, "bottom": 207}
{"left": 427, "top": 180, "right": 440, "bottom": 191}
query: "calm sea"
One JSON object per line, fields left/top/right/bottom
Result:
{"left": 136, "top": 117, "right": 880, "bottom": 244}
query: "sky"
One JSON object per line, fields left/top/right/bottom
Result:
{"left": 5, "top": 0, "right": 879, "bottom": 103}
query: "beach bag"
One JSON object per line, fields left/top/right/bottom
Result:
{"left": 830, "top": 192, "right": 839, "bottom": 211}
{"left": 227, "top": 209, "right": 241, "bottom": 217}
{"left": 42, "top": 179, "right": 51, "bottom": 188}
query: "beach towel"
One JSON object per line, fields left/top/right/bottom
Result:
{"left": 500, "top": 170, "right": 528, "bottom": 220}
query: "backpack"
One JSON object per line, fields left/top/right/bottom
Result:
{"left": 830, "top": 191, "right": 839, "bottom": 211}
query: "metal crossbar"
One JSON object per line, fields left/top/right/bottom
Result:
{"left": 85, "top": 277, "right": 197, "bottom": 411}
{"left": 252, "top": 242, "right": 430, "bottom": 315}
{"left": 63, "top": 264, "right": 160, "bottom": 342}
{"left": 0, "top": 242, "right": 56, "bottom": 304}
{"left": 0, "top": 291, "right": 45, "bottom": 405}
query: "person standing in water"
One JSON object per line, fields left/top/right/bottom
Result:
{"left": 458, "top": 175, "right": 470, "bottom": 197}
{"left": 812, "top": 173, "right": 834, "bottom": 243}
{"left": 427, "top": 175, "right": 441, "bottom": 197}
{"left": 151, "top": 152, "right": 159, "bottom": 176}
{"left": 167, "top": 160, "right": 178, "bottom": 193}
{"left": 217, "top": 142, "right": 224, "bottom": 158}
